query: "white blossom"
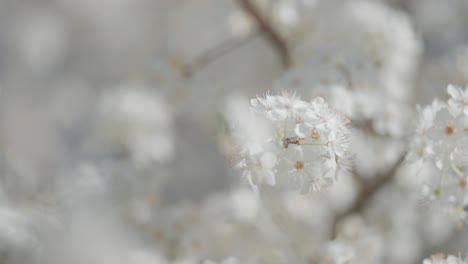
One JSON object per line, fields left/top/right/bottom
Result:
{"left": 97, "top": 85, "right": 175, "bottom": 164}
{"left": 447, "top": 84, "right": 468, "bottom": 117}
{"left": 407, "top": 84, "right": 468, "bottom": 222}
{"left": 423, "top": 253, "right": 468, "bottom": 264}
{"left": 226, "top": 92, "right": 351, "bottom": 193}
{"left": 203, "top": 256, "right": 240, "bottom": 264}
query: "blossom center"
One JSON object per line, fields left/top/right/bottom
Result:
{"left": 294, "top": 161, "right": 304, "bottom": 170}
{"left": 417, "top": 147, "right": 424, "bottom": 157}
{"left": 459, "top": 179, "right": 466, "bottom": 189}
{"left": 310, "top": 128, "right": 320, "bottom": 140}
{"left": 296, "top": 115, "right": 304, "bottom": 124}
{"left": 256, "top": 159, "right": 263, "bottom": 169}
{"left": 445, "top": 125, "right": 456, "bottom": 136}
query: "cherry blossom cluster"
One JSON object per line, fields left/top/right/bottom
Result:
{"left": 226, "top": 92, "right": 351, "bottom": 193}
{"left": 268, "top": 0, "right": 421, "bottom": 179}
{"left": 407, "top": 84, "right": 468, "bottom": 222}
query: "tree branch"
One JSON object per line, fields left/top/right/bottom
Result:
{"left": 237, "top": 0, "right": 291, "bottom": 68}
{"left": 331, "top": 154, "right": 406, "bottom": 238}
{"left": 171, "top": 0, "right": 292, "bottom": 77}
{"left": 179, "top": 30, "right": 261, "bottom": 78}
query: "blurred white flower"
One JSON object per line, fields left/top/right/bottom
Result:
{"left": 98, "top": 85, "right": 175, "bottom": 164}
{"left": 230, "top": 188, "right": 260, "bottom": 221}
{"left": 274, "top": 0, "right": 299, "bottom": 28}
{"left": 203, "top": 256, "right": 240, "bottom": 264}
{"left": 0, "top": 208, "right": 38, "bottom": 250}
{"left": 324, "top": 215, "right": 383, "bottom": 264}
{"left": 423, "top": 253, "right": 468, "bottom": 264}
{"left": 228, "top": 10, "right": 255, "bottom": 38}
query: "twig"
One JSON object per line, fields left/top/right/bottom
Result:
{"left": 180, "top": 30, "right": 261, "bottom": 78}
{"left": 237, "top": 0, "right": 291, "bottom": 68}
{"left": 331, "top": 154, "right": 406, "bottom": 238}
{"left": 173, "top": 0, "right": 292, "bottom": 77}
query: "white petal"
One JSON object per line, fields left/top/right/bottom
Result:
{"left": 250, "top": 98, "right": 259, "bottom": 107}
{"left": 294, "top": 123, "right": 311, "bottom": 137}
{"left": 261, "top": 152, "right": 277, "bottom": 168}
{"left": 447, "top": 84, "right": 463, "bottom": 99}
{"left": 245, "top": 171, "right": 259, "bottom": 193}
{"left": 263, "top": 170, "right": 276, "bottom": 186}
{"left": 447, "top": 101, "right": 461, "bottom": 117}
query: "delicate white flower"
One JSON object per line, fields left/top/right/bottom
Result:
{"left": 406, "top": 137, "right": 434, "bottom": 168}
{"left": 447, "top": 84, "right": 468, "bottom": 117}
{"left": 426, "top": 108, "right": 466, "bottom": 170}
{"left": 251, "top": 91, "right": 309, "bottom": 123}
{"left": 408, "top": 85, "right": 468, "bottom": 222}
{"left": 251, "top": 92, "right": 285, "bottom": 121}
{"left": 241, "top": 151, "right": 278, "bottom": 190}
{"left": 286, "top": 146, "right": 332, "bottom": 193}
{"left": 416, "top": 100, "right": 444, "bottom": 135}
{"left": 326, "top": 130, "right": 350, "bottom": 171}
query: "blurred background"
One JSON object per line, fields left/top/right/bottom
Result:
{"left": 1, "top": 0, "right": 468, "bottom": 263}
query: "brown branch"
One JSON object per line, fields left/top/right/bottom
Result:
{"left": 178, "top": 30, "right": 261, "bottom": 78}
{"left": 237, "top": 0, "right": 291, "bottom": 68}
{"left": 171, "top": 0, "right": 292, "bottom": 77}
{"left": 331, "top": 154, "right": 406, "bottom": 238}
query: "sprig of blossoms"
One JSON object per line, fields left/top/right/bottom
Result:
{"left": 225, "top": 91, "right": 351, "bottom": 193}
{"left": 407, "top": 84, "right": 468, "bottom": 222}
